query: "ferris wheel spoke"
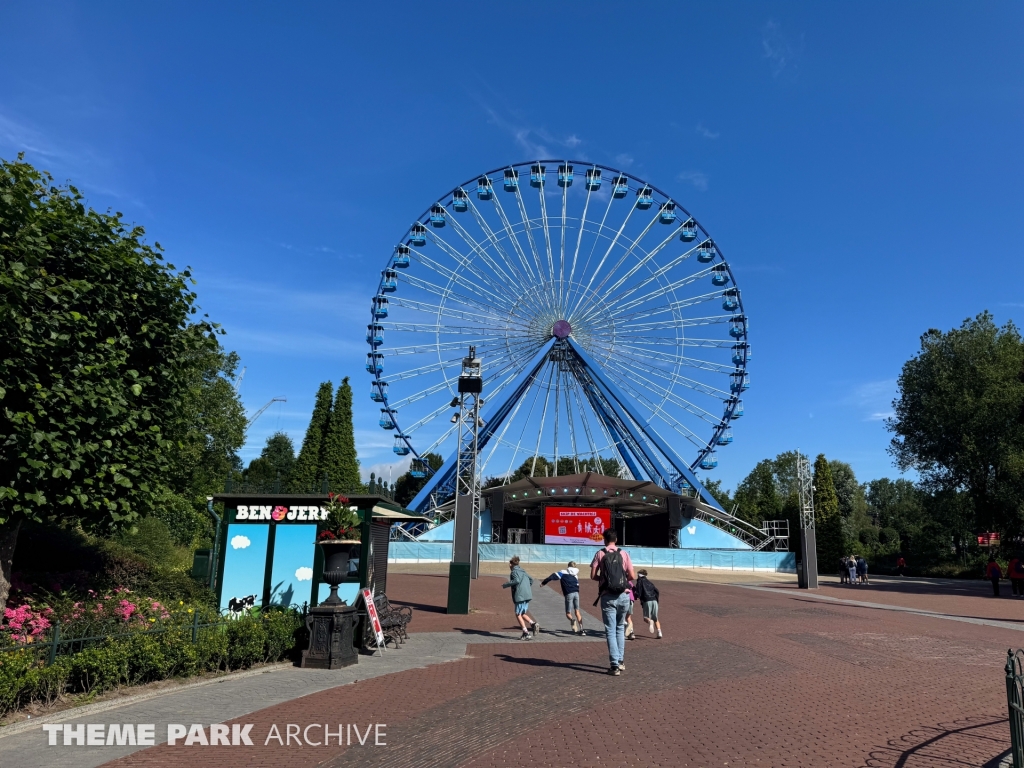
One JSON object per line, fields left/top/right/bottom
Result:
{"left": 463, "top": 195, "right": 535, "bottom": 288}
{"left": 410, "top": 246, "right": 515, "bottom": 310}
{"left": 496, "top": 363, "right": 550, "bottom": 481}
{"left": 513, "top": 185, "right": 559, "bottom": 315}
{"left": 605, "top": 362, "right": 724, "bottom": 426}
{"left": 529, "top": 363, "right": 558, "bottom": 476}
{"left": 383, "top": 338, "right": 503, "bottom": 357}
{"left": 600, "top": 223, "right": 686, "bottom": 299}
{"left": 619, "top": 314, "right": 735, "bottom": 333}
{"left": 536, "top": 177, "right": 556, "bottom": 298}
{"left": 567, "top": 370, "right": 603, "bottom": 468}
{"left": 566, "top": 180, "right": 616, "bottom": 314}
{"left": 561, "top": 367, "right": 581, "bottom": 473}
{"left": 383, "top": 323, "right": 526, "bottom": 337}
{"left": 400, "top": 400, "right": 455, "bottom": 436}
{"left": 424, "top": 226, "right": 528, "bottom": 304}
{"left": 601, "top": 240, "right": 706, "bottom": 310}
{"left": 586, "top": 207, "right": 663, "bottom": 300}
{"left": 605, "top": 374, "right": 707, "bottom": 448}
{"left": 571, "top": 198, "right": 639, "bottom": 319}
{"left": 488, "top": 190, "right": 542, "bottom": 288}
{"left": 612, "top": 289, "right": 725, "bottom": 323}
{"left": 603, "top": 265, "right": 717, "bottom": 317}
{"left": 558, "top": 166, "right": 569, "bottom": 306}
{"left": 445, "top": 202, "right": 525, "bottom": 289}
{"left": 400, "top": 273, "right": 518, "bottom": 320}
{"left": 565, "top": 168, "right": 596, "bottom": 293}
{"left": 389, "top": 297, "right": 526, "bottom": 328}
{"left": 605, "top": 348, "right": 732, "bottom": 400}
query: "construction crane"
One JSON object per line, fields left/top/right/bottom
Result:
{"left": 246, "top": 397, "right": 286, "bottom": 429}
{"left": 233, "top": 367, "right": 247, "bottom": 393}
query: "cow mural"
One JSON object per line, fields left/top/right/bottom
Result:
{"left": 227, "top": 594, "right": 257, "bottom": 617}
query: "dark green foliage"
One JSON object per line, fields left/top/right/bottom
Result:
{"left": 245, "top": 432, "right": 296, "bottom": 490}
{"left": 733, "top": 459, "right": 783, "bottom": 526}
{"left": 395, "top": 452, "right": 444, "bottom": 506}
{"left": 888, "top": 311, "right": 1024, "bottom": 535}
{"left": 320, "top": 377, "right": 361, "bottom": 493}
{"left": 813, "top": 454, "right": 845, "bottom": 572}
{"left": 700, "top": 478, "right": 733, "bottom": 511}
{"left": 0, "top": 609, "right": 302, "bottom": 716}
{"left": 291, "top": 382, "right": 332, "bottom": 490}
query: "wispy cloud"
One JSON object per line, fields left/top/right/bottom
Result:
{"left": 677, "top": 171, "right": 708, "bottom": 192}
{"left": 762, "top": 20, "right": 803, "bottom": 77}
{"left": 848, "top": 379, "right": 897, "bottom": 422}
{"left": 696, "top": 123, "right": 719, "bottom": 140}
{"left": 361, "top": 455, "right": 412, "bottom": 483}
{"left": 614, "top": 153, "right": 634, "bottom": 168}
{"left": 482, "top": 105, "right": 584, "bottom": 159}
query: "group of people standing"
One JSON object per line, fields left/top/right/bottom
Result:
{"left": 839, "top": 555, "right": 869, "bottom": 585}
{"left": 985, "top": 555, "right": 1024, "bottom": 597}
{"left": 501, "top": 528, "right": 663, "bottom": 676}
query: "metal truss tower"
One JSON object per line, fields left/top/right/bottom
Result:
{"left": 796, "top": 452, "right": 818, "bottom": 589}
{"left": 448, "top": 347, "right": 483, "bottom": 613}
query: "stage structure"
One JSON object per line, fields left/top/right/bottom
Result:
{"left": 796, "top": 453, "right": 818, "bottom": 589}
{"left": 447, "top": 346, "right": 483, "bottom": 613}
{"left": 366, "top": 161, "right": 750, "bottom": 520}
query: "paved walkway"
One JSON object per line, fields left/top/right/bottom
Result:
{"left": 4, "top": 565, "right": 1021, "bottom": 767}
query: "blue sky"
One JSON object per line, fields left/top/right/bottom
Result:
{"left": 2, "top": 3, "right": 1021, "bottom": 493}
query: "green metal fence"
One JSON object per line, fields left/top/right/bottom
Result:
{"left": 1006, "top": 649, "right": 1024, "bottom": 767}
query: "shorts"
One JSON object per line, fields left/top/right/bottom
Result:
{"left": 515, "top": 601, "right": 531, "bottom": 616}
{"left": 643, "top": 600, "right": 659, "bottom": 621}
{"left": 626, "top": 599, "right": 634, "bottom": 616}
{"left": 564, "top": 592, "right": 580, "bottom": 614}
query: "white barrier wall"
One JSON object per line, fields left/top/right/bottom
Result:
{"left": 388, "top": 542, "right": 796, "bottom": 572}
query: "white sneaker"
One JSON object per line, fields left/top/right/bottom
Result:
{"left": 648, "top": 620, "right": 655, "bottom": 635}
{"left": 657, "top": 631, "right": 662, "bottom": 639}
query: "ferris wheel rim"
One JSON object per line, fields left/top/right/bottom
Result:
{"left": 368, "top": 160, "right": 749, "bottom": 479}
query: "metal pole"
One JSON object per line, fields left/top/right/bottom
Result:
{"left": 206, "top": 497, "right": 221, "bottom": 592}
{"left": 797, "top": 452, "right": 818, "bottom": 589}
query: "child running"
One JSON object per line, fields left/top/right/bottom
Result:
{"left": 502, "top": 556, "right": 538, "bottom": 639}
{"left": 541, "top": 561, "right": 585, "bottom": 635}
{"left": 634, "top": 569, "right": 662, "bottom": 638}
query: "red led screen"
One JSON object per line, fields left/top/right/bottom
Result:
{"left": 544, "top": 506, "right": 612, "bottom": 546}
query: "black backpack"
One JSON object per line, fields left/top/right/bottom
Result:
{"left": 599, "top": 548, "right": 628, "bottom": 594}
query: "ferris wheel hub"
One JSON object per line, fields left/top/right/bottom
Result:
{"left": 551, "top": 319, "right": 572, "bottom": 339}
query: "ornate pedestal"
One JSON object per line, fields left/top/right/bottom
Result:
{"left": 301, "top": 603, "right": 358, "bottom": 669}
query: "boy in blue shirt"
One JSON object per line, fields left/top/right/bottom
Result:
{"left": 541, "top": 561, "right": 585, "bottom": 635}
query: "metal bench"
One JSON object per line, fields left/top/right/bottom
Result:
{"left": 362, "top": 592, "right": 412, "bottom": 649}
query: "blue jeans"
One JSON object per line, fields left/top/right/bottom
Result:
{"left": 600, "top": 591, "right": 630, "bottom": 667}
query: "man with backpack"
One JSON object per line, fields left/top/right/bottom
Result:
{"left": 541, "top": 561, "right": 585, "bottom": 635}
{"left": 591, "top": 528, "right": 636, "bottom": 676}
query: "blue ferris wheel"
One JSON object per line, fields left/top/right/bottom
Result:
{"left": 366, "top": 161, "right": 749, "bottom": 514}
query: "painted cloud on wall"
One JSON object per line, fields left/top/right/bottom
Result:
{"left": 231, "top": 535, "right": 251, "bottom": 550}
{"left": 294, "top": 567, "right": 313, "bottom": 582}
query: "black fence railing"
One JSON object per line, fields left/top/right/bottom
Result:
{"left": 1, "top": 605, "right": 309, "bottom": 667}
{"left": 1006, "top": 649, "right": 1024, "bottom": 767}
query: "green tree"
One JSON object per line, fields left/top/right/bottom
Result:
{"left": 0, "top": 156, "right": 226, "bottom": 615}
{"left": 813, "top": 454, "right": 844, "bottom": 572}
{"left": 733, "top": 460, "right": 782, "bottom": 526}
{"left": 320, "top": 376, "right": 361, "bottom": 492}
{"left": 829, "top": 460, "right": 872, "bottom": 553}
{"left": 888, "top": 312, "right": 1024, "bottom": 535}
{"left": 245, "top": 432, "right": 296, "bottom": 490}
{"left": 291, "top": 381, "right": 332, "bottom": 491}
{"left": 701, "top": 478, "right": 734, "bottom": 511}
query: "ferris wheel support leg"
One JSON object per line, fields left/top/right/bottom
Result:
{"left": 566, "top": 339, "right": 727, "bottom": 514}
{"left": 408, "top": 339, "right": 557, "bottom": 514}
{"left": 579, "top": 380, "right": 659, "bottom": 484}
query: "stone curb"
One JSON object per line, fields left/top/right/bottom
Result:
{"left": 0, "top": 662, "right": 293, "bottom": 739}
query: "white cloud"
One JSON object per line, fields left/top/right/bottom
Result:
{"left": 481, "top": 105, "right": 583, "bottom": 159}
{"left": 868, "top": 412, "right": 894, "bottom": 422}
{"left": 361, "top": 455, "right": 413, "bottom": 484}
{"left": 230, "top": 535, "right": 251, "bottom": 550}
{"left": 762, "top": 20, "right": 803, "bottom": 78}
{"left": 677, "top": 171, "right": 709, "bottom": 192}
{"left": 847, "top": 379, "right": 897, "bottom": 422}
{"left": 295, "top": 566, "right": 313, "bottom": 582}
{"left": 696, "top": 123, "right": 719, "bottom": 140}
{"left": 614, "top": 154, "right": 634, "bottom": 169}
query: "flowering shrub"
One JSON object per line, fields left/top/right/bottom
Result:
{"left": 317, "top": 493, "right": 360, "bottom": 542}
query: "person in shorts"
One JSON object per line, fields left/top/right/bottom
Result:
{"left": 541, "top": 561, "right": 584, "bottom": 635}
{"left": 634, "top": 569, "right": 662, "bottom": 638}
{"left": 502, "top": 556, "right": 538, "bottom": 639}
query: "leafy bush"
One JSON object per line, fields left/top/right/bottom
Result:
{"left": 0, "top": 605, "right": 306, "bottom": 717}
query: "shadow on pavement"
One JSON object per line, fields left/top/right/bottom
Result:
{"left": 494, "top": 654, "right": 609, "bottom": 675}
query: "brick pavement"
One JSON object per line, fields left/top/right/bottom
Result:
{"left": 11, "top": 570, "right": 1017, "bottom": 768}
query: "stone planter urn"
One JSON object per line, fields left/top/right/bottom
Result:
{"left": 301, "top": 538, "right": 361, "bottom": 670}
{"left": 318, "top": 539, "right": 361, "bottom": 606}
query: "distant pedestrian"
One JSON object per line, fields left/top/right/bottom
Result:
{"left": 541, "top": 561, "right": 584, "bottom": 635}
{"left": 896, "top": 555, "right": 906, "bottom": 577}
{"left": 1010, "top": 555, "right": 1024, "bottom": 597}
{"left": 591, "top": 528, "right": 636, "bottom": 676}
{"left": 634, "top": 569, "right": 662, "bottom": 639}
{"left": 986, "top": 556, "right": 1003, "bottom": 597}
{"left": 856, "top": 556, "right": 869, "bottom": 585}
{"left": 847, "top": 556, "right": 858, "bottom": 585}
{"left": 839, "top": 556, "right": 849, "bottom": 584}
{"left": 502, "top": 556, "right": 538, "bottom": 639}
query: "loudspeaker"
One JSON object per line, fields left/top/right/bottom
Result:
{"left": 668, "top": 495, "right": 684, "bottom": 529}
{"left": 489, "top": 491, "right": 504, "bottom": 523}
